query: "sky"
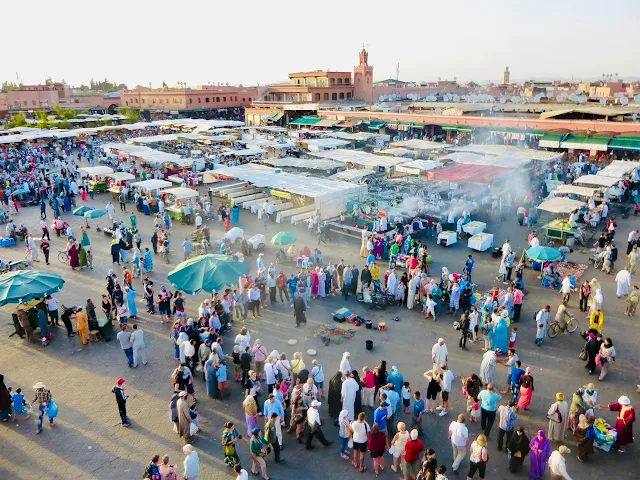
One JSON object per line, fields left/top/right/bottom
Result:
{"left": 3, "top": 0, "right": 639, "bottom": 89}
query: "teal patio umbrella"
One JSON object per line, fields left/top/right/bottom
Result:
{"left": 83, "top": 208, "right": 107, "bottom": 227}
{"left": 271, "top": 231, "right": 297, "bottom": 246}
{"left": 525, "top": 246, "right": 561, "bottom": 262}
{"left": 73, "top": 206, "right": 94, "bottom": 216}
{"left": 0, "top": 270, "right": 65, "bottom": 307}
{"left": 168, "top": 254, "right": 250, "bottom": 295}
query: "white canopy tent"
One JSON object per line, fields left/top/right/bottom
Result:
{"left": 159, "top": 187, "right": 200, "bottom": 200}
{"left": 550, "top": 184, "right": 601, "bottom": 198}
{"left": 203, "top": 163, "right": 365, "bottom": 217}
{"left": 573, "top": 175, "right": 621, "bottom": 187}
{"left": 537, "top": 197, "right": 585, "bottom": 214}
{"left": 395, "top": 160, "right": 441, "bottom": 175}
{"left": 329, "top": 169, "right": 376, "bottom": 183}
{"left": 299, "top": 138, "right": 351, "bottom": 150}
{"left": 220, "top": 148, "right": 267, "bottom": 157}
{"left": 450, "top": 144, "right": 562, "bottom": 161}
{"left": 131, "top": 179, "right": 172, "bottom": 191}
{"left": 78, "top": 166, "right": 114, "bottom": 176}
{"left": 390, "top": 139, "right": 451, "bottom": 151}
{"left": 377, "top": 148, "right": 415, "bottom": 158}
{"left": 105, "top": 172, "right": 136, "bottom": 182}
{"left": 440, "top": 151, "right": 533, "bottom": 168}
{"left": 597, "top": 161, "right": 640, "bottom": 179}
{"left": 259, "top": 157, "right": 344, "bottom": 170}
{"left": 309, "top": 149, "right": 405, "bottom": 169}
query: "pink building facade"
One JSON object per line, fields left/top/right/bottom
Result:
{"left": 120, "top": 85, "right": 259, "bottom": 112}
{"left": 6, "top": 83, "right": 120, "bottom": 112}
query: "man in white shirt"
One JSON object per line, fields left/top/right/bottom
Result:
{"left": 130, "top": 324, "right": 148, "bottom": 368}
{"left": 501, "top": 240, "right": 512, "bottom": 258}
{"left": 628, "top": 230, "right": 639, "bottom": 255}
{"left": 106, "top": 201, "right": 115, "bottom": 221}
{"left": 448, "top": 414, "right": 469, "bottom": 473}
{"left": 305, "top": 400, "right": 332, "bottom": 449}
{"left": 431, "top": 338, "right": 448, "bottom": 374}
{"left": 536, "top": 306, "right": 550, "bottom": 333}
{"left": 548, "top": 445, "right": 572, "bottom": 480}
{"left": 158, "top": 199, "right": 165, "bottom": 214}
{"left": 560, "top": 275, "right": 573, "bottom": 303}
{"left": 438, "top": 364, "right": 455, "bottom": 417}
{"left": 234, "top": 464, "right": 248, "bottom": 480}
{"left": 194, "top": 213, "right": 202, "bottom": 229}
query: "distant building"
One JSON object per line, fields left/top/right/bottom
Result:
{"left": 590, "top": 81, "right": 628, "bottom": 99}
{"left": 353, "top": 48, "right": 374, "bottom": 103}
{"left": 6, "top": 83, "right": 120, "bottom": 113}
{"left": 0, "top": 92, "right": 8, "bottom": 117}
{"left": 503, "top": 66, "right": 510, "bottom": 84}
{"left": 119, "top": 85, "right": 258, "bottom": 115}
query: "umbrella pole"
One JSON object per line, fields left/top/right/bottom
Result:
{"left": 85, "top": 217, "right": 91, "bottom": 228}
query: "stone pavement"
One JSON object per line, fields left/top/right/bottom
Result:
{"left": 0, "top": 186, "right": 638, "bottom": 479}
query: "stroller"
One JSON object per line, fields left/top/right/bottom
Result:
{"left": 588, "top": 252, "right": 604, "bottom": 269}
{"left": 275, "top": 248, "right": 287, "bottom": 263}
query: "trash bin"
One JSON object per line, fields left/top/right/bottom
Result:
{"left": 365, "top": 340, "right": 373, "bottom": 351}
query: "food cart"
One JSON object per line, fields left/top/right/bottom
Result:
{"left": 160, "top": 187, "right": 200, "bottom": 224}
{"left": 537, "top": 197, "right": 585, "bottom": 245}
{"left": 468, "top": 233, "right": 494, "bottom": 251}
{"left": 105, "top": 172, "right": 136, "bottom": 200}
{"left": 78, "top": 166, "right": 114, "bottom": 193}
{"left": 9, "top": 299, "right": 43, "bottom": 338}
{"left": 438, "top": 230, "right": 457, "bottom": 247}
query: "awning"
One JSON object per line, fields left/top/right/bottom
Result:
{"left": 539, "top": 133, "right": 565, "bottom": 148}
{"left": 313, "top": 119, "right": 341, "bottom": 127}
{"left": 428, "top": 163, "right": 512, "bottom": 184}
{"left": 608, "top": 136, "right": 640, "bottom": 151}
{"left": 537, "top": 197, "right": 585, "bottom": 214}
{"left": 411, "top": 123, "right": 425, "bottom": 129}
{"left": 267, "top": 112, "right": 284, "bottom": 122}
{"left": 368, "top": 120, "right": 386, "bottom": 130}
{"left": 290, "top": 116, "right": 321, "bottom": 126}
{"left": 442, "top": 126, "right": 473, "bottom": 132}
{"left": 560, "top": 135, "right": 611, "bottom": 152}
{"left": 337, "top": 121, "right": 354, "bottom": 128}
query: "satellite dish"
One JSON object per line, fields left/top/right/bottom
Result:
{"left": 556, "top": 95, "right": 563, "bottom": 102}
{"left": 378, "top": 96, "right": 386, "bottom": 102}
{"left": 621, "top": 96, "right": 629, "bottom": 105}
{"left": 599, "top": 98, "right": 607, "bottom": 105}
{"left": 519, "top": 90, "right": 525, "bottom": 96}
{"left": 500, "top": 97, "right": 507, "bottom": 104}
{"left": 632, "top": 113, "right": 638, "bottom": 121}
{"left": 569, "top": 94, "right": 578, "bottom": 102}
{"left": 435, "top": 107, "right": 442, "bottom": 114}
{"left": 576, "top": 89, "right": 582, "bottom": 95}
{"left": 635, "top": 94, "right": 640, "bottom": 103}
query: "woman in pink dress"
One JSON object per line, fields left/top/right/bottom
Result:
{"left": 310, "top": 269, "right": 319, "bottom": 297}
{"left": 68, "top": 243, "right": 80, "bottom": 270}
{"left": 517, "top": 367, "right": 534, "bottom": 411}
{"left": 81, "top": 187, "right": 88, "bottom": 202}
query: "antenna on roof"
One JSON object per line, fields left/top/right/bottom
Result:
{"left": 396, "top": 63, "right": 400, "bottom": 81}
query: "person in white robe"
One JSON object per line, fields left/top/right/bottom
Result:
{"left": 339, "top": 352, "right": 351, "bottom": 376}
{"left": 340, "top": 373, "right": 360, "bottom": 420}
{"left": 615, "top": 268, "right": 632, "bottom": 297}
{"left": 406, "top": 273, "right": 419, "bottom": 310}
{"left": 386, "top": 269, "right": 398, "bottom": 296}
{"left": 431, "top": 339, "right": 448, "bottom": 374}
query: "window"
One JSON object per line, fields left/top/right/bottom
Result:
{"left": 339, "top": 93, "right": 345, "bottom": 99}
{"left": 331, "top": 93, "right": 337, "bottom": 100}
{"left": 345, "top": 78, "right": 350, "bottom": 85}
{"left": 330, "top": 78, "right": 335, "bottom": 85}
{"left": 189, "top": 98, "right": 192, "bottom": 104}
{"left": 337, "top": 78, "right": 343, "bottom": 85}
{"left": 32, "top": 100, "right": 36, "bottom": 106}
{"left": 346, "top": 92, "right": 352, "bottom": 99}
{"left": 141, "top": 98, "right": 145, "bottom": 104}
{"left": 235, "top": 96, "right": 238, "bottom": 101}
{"left": 159, "top": 99, "right": 163, "bottom": 104}
{"left": 205, "top": 97, "right": 210, "bottom": 103}
{"left": 198, "top": 98, "right": 201, "bottom": 103}
{"left": 153, "top": 99, "right": 156, "bottom": 104}
{"left": 223, "top": 96, "right": 226, "bottom": 102}
{"left": 242, "top": 98, "right": 246, "bottom": 102}
{"left": 125, "top": 101, "right": 129, "bottom": 106}
{"left": 249, "top": 97, "right": 252, "bottom": 101}
{"left": 216, "top": 97, "right": 220, "bottom": 102}
{"left": 314, "top": 93, "right": 320, "bottom": 101}
{"left": 324, "top": 93, "right": 329, "bottom": 100}
{"left": 23, "top": 101, "right": 27, "bottom": 106}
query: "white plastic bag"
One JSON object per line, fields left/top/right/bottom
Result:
{"left": 190, "top": 422, "right": 199, "bottom": 436}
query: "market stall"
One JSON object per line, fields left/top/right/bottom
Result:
{"left": 78, "top": 166, "right": 114, "bottom": 193}
{"left": 427, "top": 163, "right": 513, "bottom": 184}
{"left": 160, "top": 187, "right": 200, "bottom": 223}
{"left": 105, "top": 172, "right": 136, "bottom": 199}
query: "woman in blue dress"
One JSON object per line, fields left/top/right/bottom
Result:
{"left": 386, "top": 366, "right": 404, "bottom": 412}
{"left": 125, "top": 286, "right": 138, "bottom": 319}
{"left": 63, "top": 195, "right": 71, "bottom": 213}
{"left": 502, "top": 287, "right": 514, "bottom": 319}
{"left": 143, "top": 248, "right": 153, "bottom": 273}
{"left": 431, "top": 285, "right": 443, "bottom": 315}
{"left": 205, "top": 353, "right": 219, "bottom": 398}
{"left": 163, "top": 212, "right": 171, "bottom": 230}
{"left": 52, "top": 199, "right": 60, "bottom": 218}
{"left": 449, "top": 281, "right": 461, "bottom": 314}
{"left": 492, "top": 316, "right": 509, "bottom": 354}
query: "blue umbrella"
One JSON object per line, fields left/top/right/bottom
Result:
{"left": 0, "top": 270, "right": 65, "bottom": 307}
{"left": 526, "top": 246, "right": 561, "bottom": 262}
{"left": 84, "top": 209, "right": 107, "bottom": 219}
{"left": 73, "top": 206, "right": 94, "bottom": 216}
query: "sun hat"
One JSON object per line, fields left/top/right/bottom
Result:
{"left": 558, "top": 445, "right": 571, "bottom": 455}
{"left": 311, "top": 400, "right": 322, "bottom": 408}
{"left": 618, "top": 395, "right": 631, "bottom": 406}
{"left": 33, "top": 382, "right": 46, "bottom": 389}
{"left": 556, "top": 392, "right": 565, "bottom": 401}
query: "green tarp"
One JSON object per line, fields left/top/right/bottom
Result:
{"left": 608, "top": 137, "right": 640, "bottom": 151}
{"left": 442, "top": 126, "right": 473, "bottom": 132}
{"left": 289, "top": 116, "right": 320, "bottom": 126}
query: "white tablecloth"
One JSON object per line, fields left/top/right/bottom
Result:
{"left": 438, "top": 231, "right": 457, "bottom": 246}
{"left": 462, "top": 221, "right": 486, "bottom": 235}
{"left": 468, "top": 233, "right": 494, "bottom": 251}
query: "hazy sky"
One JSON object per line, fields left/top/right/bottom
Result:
{"left": 3, "top": 0, "right": 639, "bottom": 88}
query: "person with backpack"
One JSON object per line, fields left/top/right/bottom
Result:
{"left": 143, "top": 455, "right": 160, "bottom": 479}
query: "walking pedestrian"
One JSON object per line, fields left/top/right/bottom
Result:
{"left": 478, "top": 384, "right": 501, "bottom": 438}
{"left": 32, "top": 382, "right": 56, "bottom": 434}
{"left": 449, "top": 414, "right": 469, "bottom": 473}
{"left": 117, "top": 324, "right": 134, "bottom": 367}
{"left": 130, "top": 324, "right": 148, "bottom": 367}
{"left": 112, "top": 377, "right": 130, "bottom": 426}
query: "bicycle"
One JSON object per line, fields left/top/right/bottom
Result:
{"left": 547, "top": 315, "right": 579, "bottom": 338}
{"left": 57, "top": 250, "right": 69, "bottom": 263}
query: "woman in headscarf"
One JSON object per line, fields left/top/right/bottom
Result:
{"left": 77, "top": 244, "right": 87, "bottom": 269}
{"left": 400, "top": 272, "right": 409, "bottom": 307}
{"left": 243, "top": 394, "right": 259, "bottom": 437}
{"left": 587, "top": 278, "right": 602, "bottom": 315}
{"left": 502, "top": 287, "right": 514, "bottom": 319}
{"left": 492, "top": 316, "right": 509, "bottom": 354}
{"left": 125, "top": 286, "right": 138, "bottom": 320}
{"left": 506, "top": 426, "right": 530, "bottom": 473}
{"left": 338, "top": 409, "right": 351, "bottom": 460}
{"left": 597, "top": 337, "right": 616, "bottom": 380}
{"left": 387, "top": 269, "right": 398, "bottom": 299}
{"left": 176, "top": 391, "right": 192, "bottom": 442}
{"left": 351, "top": 369, "right": 363, "bottom": 416}
{"left": 449, "top": 281, "right": 461, "bottom": 314}
{"left": 80, "top": 226, "right": 90, "bottom": 249}
{"left": 68, "top": 242, "right": 80, "bottom": 270}
{"left": 431, "top": 282, "right": 443, "bottom": 315}
{"left": 528, "top": 430, "right": 551, "bottom": 480}
{"left": 575, "top": 414, "right": 594, "bottom": 462}
{"left": 0, "top": 375, "right": 12, "bottom": 421}
{"left": 517, "top": 367, "right": 534, "bottom": 411}
{"left": 599, "top": 395, "right": 636, "bottom": 452}
{"left": 585, "top": 332, "right": 603, "bottom": 374}
{"left": 479, "top": 349, "right": 497, "bottom": 385}
{"left": 464, "top": 374, "right": 483, "bottom": 402}
{"left": 627, "top": 246, "right": 638, "bottom": 273}
{"left": 318, "top": 268, "right": 326, "bottom": 298}
{"left": 406, "top": 273, "right": 419, "bottom": 310}
{"left": 547, "top": 392, "right": 569, "bottom": 441}
{"left": 339, "top": 352, "right": 351, "bottom": 377}
{"left": 373, "top": 360, "right": 387, "bottom": 397}
{"left": 169, "top": 391, "right": 180, "bottom": 431}
{"left": 205, "top": 352, "right": 219, "bottom": 398}
{"left": 387, "top": 366, "right": 404, "bottom": 413}
{"left": 310, "top": 268, "right": 319, "bottom": 297}
{"left": 143, "top": 247, "right": 153, "bottom": 273}
{"left": 327, "top": 371, "right": 343, "bottom": 421}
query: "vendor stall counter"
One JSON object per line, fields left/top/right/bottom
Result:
{"left": 543, "top": 219, "right": 576, "bottom": 244}
{"left": 438, "top": 231, "right": 457, "bottom": 247}
{"left": 462, "top": 221, "right": 486, "bottom": 236}
{"left": 468, "top": 233, "right": 494, "bottom": 251}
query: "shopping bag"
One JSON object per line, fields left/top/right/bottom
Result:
{"left": 189, "top": 422, "right": 199, "bottom": 436}
{"left": 47, "top": 400, "right": 59, "bottom": 418}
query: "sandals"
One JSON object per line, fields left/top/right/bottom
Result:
{"left": 352, "top": 462, "right": 358, "bottom": 469}
{"left": 360, "top": 466, "right": 367, "bottom": 472}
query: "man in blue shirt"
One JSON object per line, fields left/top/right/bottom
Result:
{"left": 477, "top": 384, "right": 502, "bottom": 438}
{"left": 373, "top": 401, "right": 390, "bottom": 433}
{"left": 497, "top": 400, "right": 517, "bottom": 451}
{"left": 263, "top": 394, "right": 284, "bottom": 447}
{"left": 510, "top": 360, "right": 525, "bottom": 401}
{"left": 411, "top": 391, "right": 426, "bottom": 436}
{"left": 465, "top": 254, "right": 475, "bottom": 282}
{"left": 286, "top": 274, "right": 298, "bottom": 307}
